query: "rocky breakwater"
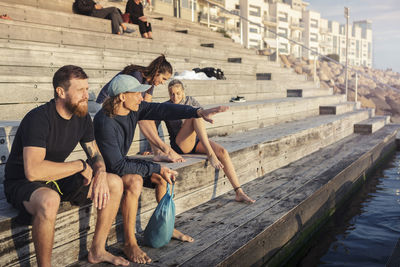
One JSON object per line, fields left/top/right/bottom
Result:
{"left": 280, "top": 55, "right": 400, "bottom": 123}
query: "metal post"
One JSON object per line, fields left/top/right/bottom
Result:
{"left": 344, "top": 7, "right": 349, "bottom": 101}
{"left": 191, "top": 0, "right": 194, "bottom": 22}
{"left": 313, "top": 54, "right": 317, "bottom": 82}
{"left": 207, "top": 2, "right": 210, "bottom": 28}
{"left": 276, "top": 37, "right": 279, "bottom": 63}
{"left": 240, "top": 19, "right": 243, "bottom": 46}
{"left": 355, "top": 72, "right": 358, "bottom": 103}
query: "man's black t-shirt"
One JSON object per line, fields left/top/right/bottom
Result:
{"left": 5, "top": 99, "right": 95, "bottom": 181}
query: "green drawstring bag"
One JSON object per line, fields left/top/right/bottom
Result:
{"left": 144, "top": 183, "right": 175, "bottom": 248}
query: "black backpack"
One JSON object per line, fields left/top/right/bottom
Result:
{"left": 192, "top": 67, "right": 226, "bottom": 80}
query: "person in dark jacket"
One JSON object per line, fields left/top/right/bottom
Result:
{"left": 96, "top": 55, "right": 183, "bottom": 163}
{"left": 94, "top": 74, "right": 228, "bottom": 264}
{"left": 73, "top": 0, "right": 134, "bottom": 34}
{"left": 126, "top": 0, "right": 152, "bottom": 39}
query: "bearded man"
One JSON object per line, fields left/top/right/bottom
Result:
{"left": 4, "top": 65, "right": 129, "bottom": 267}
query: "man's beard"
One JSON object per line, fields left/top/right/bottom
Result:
{"left": 65, "top": 98, "right": 88, "bottom": 117}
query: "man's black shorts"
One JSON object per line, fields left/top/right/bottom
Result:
{"left": 4, "top": 173, "right": 91, "bottom": 225}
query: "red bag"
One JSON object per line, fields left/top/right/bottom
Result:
{"left": 122, "top": 13, "right": 131, "bottom": 23}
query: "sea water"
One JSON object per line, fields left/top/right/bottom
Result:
{"left": 297, "top": 151, "right": 400, "bottom": 267}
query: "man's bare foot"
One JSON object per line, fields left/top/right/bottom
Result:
{"left": 153, "top": 150, "right": 184, "bottom": 163}
{"left": 207, "top": 154, "right": 224, "bottom": 169}
{"left": 235, "top": 189, "right": 255, "bottom": 204}
{"left": 124, "top": 244, "right": 152, "bottom": 264}
{"left": 141, "top": 151, "right": 152, "bottom": 156}
{"left": 88, "top": 248, "right": 129, "bottom": 266}
{"left": 173, "top": 229, "right": 194, "bottom": 242}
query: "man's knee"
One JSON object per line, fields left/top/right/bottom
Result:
{"left": 122, "top": 174, "right": 143, "bottom": 195}
{"left": 107, "top": 173, "right": 123, "bottom": 196}
{"left": 28, "top": 188, "right": 60, "bottom": 220}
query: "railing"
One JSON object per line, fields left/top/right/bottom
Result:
{"left": 200, "top": 0, "right": 400, "bottom": 98}
{"left": 263, "top": 15, "right": 277, "bottom": 24}
{"left": 199, "top": 13, "right": 225, "bottom": 26}
{"left": 290, "top": 21, "right": 305, "bottom": 29}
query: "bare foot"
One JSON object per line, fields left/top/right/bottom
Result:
{"left": 153, "top": 150, "right": 185, "bottom": 163}
{"left": 124, "top": 244, "right": 152, "bottom": 264}
{"left": 207, "top": 154, "right": 224, "bottom": 169}
{"left": 141, "top": 151, "right": 152, "bottom": 156}
{"left": 235, "top": 190, "right": 255, "bottom": 204}
{"left": 173, "top": 228, "right": 194, "bottom": 242}
{"left": 88, "top": 249, "right": 129, "bottom": 266}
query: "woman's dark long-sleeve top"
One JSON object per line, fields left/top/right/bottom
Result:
{"left": 126, "top": 0, "right": 144, "bottom": 22}
{"left": 73, "top": 0, "right": 96, "bottom": 15}
{"left": 94, "top": 101, "right": 200, "bottom": 177}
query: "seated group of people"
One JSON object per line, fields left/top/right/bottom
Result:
{"left": 3, "top": 55, "right": 254, "bottom": 266}
{"left": 73, "top": 0, "right": 153, "bottom": 39}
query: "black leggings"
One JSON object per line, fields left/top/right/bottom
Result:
{"left": 132, "top": 18, "right": 152, "bottom": 35}
{"left": 91, "top": 7, "right": 123, "bottom": 34}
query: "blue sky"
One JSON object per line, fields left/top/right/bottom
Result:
{"left": 305, "top": 0, "right": 400, "bottom": 73}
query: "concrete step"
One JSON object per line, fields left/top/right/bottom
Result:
{"left": 287, "top": 87, "right": 333, "bottom": 97}
{"left": 0, "top": 109, "right": 378, "bottom": 266}
{"left": 0, "top": 1, "right": 110, "bottom": 33}
{"left": 319, "top": 101, "right": 361, "bottom": 115}
{"left": 0, "top": 0, "right": 74, "bottom": 13}
{"left": 0, "top": 18, "right": 271, "bottom": 65}
{"left": 354, "top": 116, "right": 391, "bottom": 134}
{"left": 0, "top": 95, "right": 348, "bottom": 176}
{"left": 0, "top": 38, "right": 283, "bottom": 77}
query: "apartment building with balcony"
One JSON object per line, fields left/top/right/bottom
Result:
{"left": 302, "top": 9, "right": 320, "bottom": 59}
{"left": 191, "top": 0, "right": 373, "bottom": 67}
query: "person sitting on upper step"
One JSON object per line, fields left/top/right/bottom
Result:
{"left": 164, "top": 79, "right": 255, "bottom": 204}
{"left": 126, "top": 0, "right": 153, "bottom": 39}
{"left": 73, "top": 0, "right": 134, "bottom": 34}
{"left": 93, "top": 74, "right": 228, "bottom": 264}
{"left": 96, "top": 55, "right": 183, "bottom": 163}
{"left": 3, "top": 65, "right": 129, "bottom": 266}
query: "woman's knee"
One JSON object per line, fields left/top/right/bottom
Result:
{"left": 215, "top": 144, "right": 228, "bottom": 158}
{"left": 122, "top": 174, "right": 143, "bottom": 195}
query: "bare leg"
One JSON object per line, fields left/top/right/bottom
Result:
{"left": 142, "top": 32, "right": 149, "bottom": 38}
{"left": 176, "top": 118, "right": 223, "bottom": 169}
{"left": 151, "top": 174, "right": 194, "bottom": 242}
{"left": 88, "top": 173, "right": 129, "bottom": 266}
{"left": 196, "top": 141, "right": 255, "bottom": 204}
{"left": 147, "top": 31, "right": 153, "bottom": 39}
{"left": 121, "top": 174, "right": 152, "bottom": 264}
{"left": 23, "top": 188, "right": 60, "bottom": 267}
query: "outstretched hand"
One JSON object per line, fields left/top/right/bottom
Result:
{"left": 198, "top": 106, "right": 229, "bottom": 124}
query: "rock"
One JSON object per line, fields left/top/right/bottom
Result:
{"left": 359, "top": 95, "right": 376, "bottom": 109}
{"left": 337, "top": 76, "right": 345, "bottom": 84}
{"left": 294, "top": 65, "right": 303, "bottom": 74}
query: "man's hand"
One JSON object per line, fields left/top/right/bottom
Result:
{"left": 160, "top": 167, "right": 178, "bottom": 184}
{"left": 197, "top": 106, "right": 229, "bottom": 123}
{"left": 90, "top": 170, "right": 110, "bottom": 210}
{"left": 80, "top": 162, "right": 93, "bottom": 186}
{"left": 94, "top": 4, "right": 103, "bottom": 9}
{"left": 139, "top": 16, "right": 147, "bottom": 22}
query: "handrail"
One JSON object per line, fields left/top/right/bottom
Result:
{"left": 200, "top": 0, "right": 400, "bottom": 94}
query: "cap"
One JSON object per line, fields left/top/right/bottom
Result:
{"left": 108, "top": 74, "right": 151, "bottom": 97}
